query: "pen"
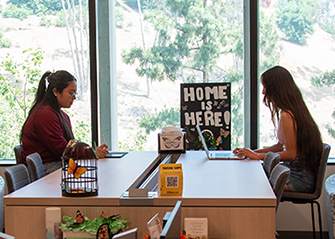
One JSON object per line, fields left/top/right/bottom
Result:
{"left": 102, "top": 135, "right": 106, "bottom": 145}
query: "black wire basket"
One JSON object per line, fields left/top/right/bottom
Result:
{"left": 61, "top": 141, "right": 98, "bottom": 197}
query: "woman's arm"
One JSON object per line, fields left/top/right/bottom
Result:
{"left": 233, "top": 136, "right": 284, "bottom": 160}
{"left": 233, "top": 112, "right": 297, "bottom": 161}
{"left": 254, "top": 142, "right": 284, "bottom": 154}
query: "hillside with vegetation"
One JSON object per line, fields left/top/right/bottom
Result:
{"left": 0, "top": 0, "right": 335, "bottom": 158}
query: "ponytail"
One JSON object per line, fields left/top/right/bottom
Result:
{"left": 28, "top": 71, "right": 52, "bottom": 116}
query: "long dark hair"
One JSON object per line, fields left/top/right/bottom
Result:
{"left": 20, "top": 70, "right": 76, "bottom": 142}
{"left": 261, "top": 66, "right": 323, "bottom": 178}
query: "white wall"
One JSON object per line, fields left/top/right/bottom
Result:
{"left": 276, "top": 164, "right": 335, "bottom": 232}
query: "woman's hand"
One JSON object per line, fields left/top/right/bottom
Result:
{"left": 96, "top": 144, "right": 109, "bottom": 158}
{"left": 233, "top": 147, "right": 259, "bottom": 160}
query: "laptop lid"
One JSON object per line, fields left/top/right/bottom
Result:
{"left": 195, "top": 124, "right": 243, "bottom": 160}
{"left": 195, "top": 124, "right": 211, "bottom": 158}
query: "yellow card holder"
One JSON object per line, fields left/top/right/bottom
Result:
{"left": 158, "top": 164, "right": 183, "bottom": 196}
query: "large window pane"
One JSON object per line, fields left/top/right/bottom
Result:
{"left": 259, "top": 0, "right": 335, "bottom": 157}
{"left": 0, "top": 0, "right": 91, "bottom": 159}
{"left": 117, "top": 0, "right": 245, "bottom": 150}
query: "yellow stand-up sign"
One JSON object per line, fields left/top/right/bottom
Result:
{"left": 158, "top": 164, "right": 183, "bottom": 196}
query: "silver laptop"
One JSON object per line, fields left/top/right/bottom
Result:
{"left": 196, "top": 124, "right": 244, "bottom": 160}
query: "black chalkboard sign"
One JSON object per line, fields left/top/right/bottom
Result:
{"left": 180, "top": 83, "right": 231, "bottom": 150}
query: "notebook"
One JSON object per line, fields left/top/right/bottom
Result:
{"left": 196, "top": 124, "right": 244, "bottom": 160}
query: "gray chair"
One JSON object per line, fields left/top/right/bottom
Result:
{"left": 281, "top": 143, "right": 331, "bottom": 239}
{"left": 0, "top": 232, "right": 15, "bottom": 239}
{"left": 4, "top": 164, "right": 31, "bottom": 194}
{"left": 26, "top": 152, "right": 46, "bottom": 182}
{"left": 268, "top": 164, "right": 290, "bottom": 211}
{"left": 13, "top": 145, "right": 23, "bottom": 164}
{"left": 263, "top": 151, "right": 281, "bottom": 178}
{"left": 0, "top": 176, "right": 5, "bottom": 233}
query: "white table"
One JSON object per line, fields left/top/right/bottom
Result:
{"left": 4, "top": 151, "right": 276, "bottom": 239}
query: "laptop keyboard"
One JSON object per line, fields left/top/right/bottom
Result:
{"left": 214, "top": 152, "right": 231, "bottom": 157}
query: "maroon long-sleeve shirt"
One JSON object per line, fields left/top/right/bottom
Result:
{"left": 21, "top": 104, "right": 72, "bottom": 164}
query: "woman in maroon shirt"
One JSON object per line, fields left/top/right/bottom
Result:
{"left": 20, "top": 70, "right": 108, "bottom": 174}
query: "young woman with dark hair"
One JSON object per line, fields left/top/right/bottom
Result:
{"left": 233, "top": 66, "right": 323, "bottom": 193}
{"left": 20, "top": 70, "right": 109, "bottom": 174}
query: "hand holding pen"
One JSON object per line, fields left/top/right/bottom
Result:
{"left": 96, "top": 135, "right": 109, "bottom": 158}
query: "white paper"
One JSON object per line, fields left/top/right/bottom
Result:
{"left": 184, "top": 218, "right": 208, "bottom": 238}
{"left": 46, "top": 207, "right": 62, "bottom": 239}
{"left": 162, "top": 126, "right": 182, "bottom": 133}
{"left": 147, "top": 213, "right": 162, "bottom": 239}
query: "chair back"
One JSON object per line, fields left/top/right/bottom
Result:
{"left": 282, "top": 143, "right": 331, "bottom": 200}
{"left": 0, "top": 231, "right": 15, "bottom": 239}
{"left": 0, "top": 176, "right": 5, "bottom": 232}
{"left": 4, "top": 164, "right": 31, "bottom": 194}
{"left": 269, "top": 164, "right": 290, "bottom": 210}
{"left": 314, "top": 143, "right": 331, "bottom": 198}
{"left": 14, "top": 145, "right": 23, "bottom": 164}
{"left": 263, "top": 151, "right": 281, "bottom": 178}
{"left": 26, "top": 152, "right": 46, "bottom": 182}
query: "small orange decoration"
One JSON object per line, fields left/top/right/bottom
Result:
{"left": 144, "top": 231, "right": 187, "bottom": 239}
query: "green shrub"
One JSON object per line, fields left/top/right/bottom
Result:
{"left": 310, "top": 69, "right": 335, "bottom": 143}
{"left": 139, "top": 107, "right": 180, "bottom": 134}
{"left": 276, "top": 1, "right": 314, "bottom": 45}
{"left": 7, "top": 0, "right": 63, "bottom": 13}
{"left": 320, "top": 20, "right": 335, "bottom": 38}
{"left": 126, "top": 22, "right": 133, "bottom": 28}
{"left": 259, "top": 11, "right": 281, "bottom": 72}
{"left": 0, "top": 48, "right": 44, "bottom": 159}
{"left": 194, "top": 131, "right": 216, "bottom": 150}
{"left": 311, "top": 70, "right": 335, "bottom": 87}
{"left": 118, "top": 128, "right": 150, "bottom": 151}
{"left": 63, "top": 110, "right": 91, "bottom": 144}
{"left": 0, "top": 38, "right": 11, "bottom": 48}
{"left": 123, "top": 0, "right": 138, "bottom": 11}
{"left": 55, "top": 11, "right": 66, "bottom": 27}
{"left": 0, "top": 28, "right": 4, "bottom": 39}
{"left": 40, "top": 16, "right": 52, "bottom": 27}
{"left": 3, "top": 3, "right": 31, "bottom": 20}
{"left": 116, "top": 6, "right": 124, "bottom": 28}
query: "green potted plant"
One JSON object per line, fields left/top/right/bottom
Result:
{"left": 194, "top": 131, "right": 216, "bottom": 150}
{"left": 59, "top": 213, "right": 131, "bottom": 239}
